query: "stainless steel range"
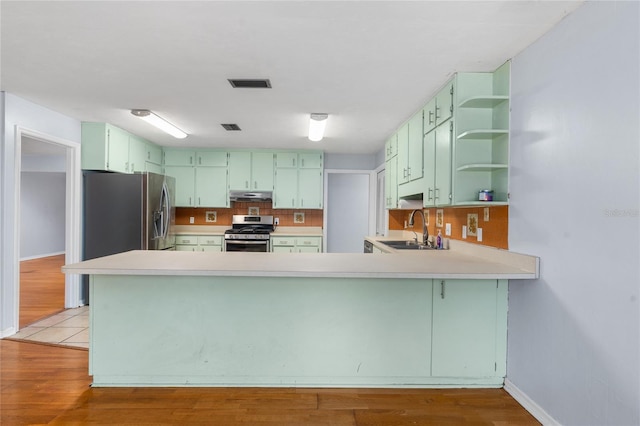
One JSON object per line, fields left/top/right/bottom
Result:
{"left": 224, "top": 215, "right": 274, "bottom": 252}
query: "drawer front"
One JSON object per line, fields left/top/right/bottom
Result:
{"left": 175, "top": 235, "right": 197, "bottom": 245}
{"left": 175, "top": 245, "right": 196, "bottom": 252}
{"left": 296, "top": 237, "right": 321, "bottom": 247}
{"left": 197, "top": 235, "right": 223, "bottom": 246}
{"left": 200, "top": 245, "right": 223, "bottom": 252}
{"left": 271, "top": 237, "right": 295, "bottom": 246}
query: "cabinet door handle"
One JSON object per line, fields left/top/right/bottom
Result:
{"left": 293, "top": 158, "right": 296, "bottom": 167}
{"left": 190, "top": 156, "right": 193, "bottom": 165}
{"left": 292, "top": 198, "right": 295, "bottom": 206}
{"left": 301, "top": 199, "right": 304, "bottom": 207}
{"left": 429, "top": 110, "right": 435, "bottom": 125}
{"left": 199, "top": 157, "right": 202, "bottom": 165}
{"left": 198, "top": 197, "right": 201, "bottom": 206}
{"left": 435, "top": 106, "right": 441, "bottom": 120}
{"left": 434, "top": 188, "right": 440, "bottom": 200}
{"left": 302, "top": 158, "right": 305, "bottom": 167}
{"left": 245, "top": 180, "right": 249, "bottom": 189}
{"left": 428, "top": 188, "right": 433, "bottom": 201}
{"left": 189, "top": 197, "right": 192, "bottom": 206}
{"left": 407, "top": 167, "right": 411, "bottom": 178}
{"left": 147, "top": 152, "right": 150, "bottom": 160}
{"left": 441, "top": 280, "right": 445, "bottom": 299}
{"left": 254, "top": 181, "right": 257, "bottom": 189}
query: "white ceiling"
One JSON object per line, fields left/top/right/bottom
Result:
{"left": 1, "top": 1, "right": 583, "bottom": 155}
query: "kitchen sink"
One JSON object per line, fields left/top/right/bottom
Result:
{"left": 380, "top": 240, "right": 435, "bottom": 250}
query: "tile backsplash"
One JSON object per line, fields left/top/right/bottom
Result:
{"left": 389, "top": 206, "right": 508, "bottom": 249}
{"left": 175, "top": 201, "right": 323, "bottom": 227}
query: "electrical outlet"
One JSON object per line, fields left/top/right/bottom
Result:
{"left": 189, "top": 216, "right": 195, "bottom": 224}
{"left": 274, "top": 217, "right": 280, "bottom": 225}
{"left": 462, "top": 225, "right": 467, "bottom": 239}
{"left": 445, "top": 223, "right": 451, "bottom": 236}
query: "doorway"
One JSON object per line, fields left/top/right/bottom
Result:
{"left": 324, "top": 170, "right": 376, "bottom": 253}
{"left": 19, "top": 137, "right": 67, "bottom": 327}
{"left": 12, "top": 127, "right": 82, "bottom": 332}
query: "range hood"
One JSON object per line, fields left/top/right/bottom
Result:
{"left": 229, "top": 191, "right": 273, "bottom": 202}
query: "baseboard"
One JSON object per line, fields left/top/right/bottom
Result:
{"left": 504, "top": 378, "right": 561, "bottom": 426}
{"left": 20, "top": 251, "right": 65, "bottom": 262}
{"left": 1, "top": 326, "right": 17, "bottom": 339}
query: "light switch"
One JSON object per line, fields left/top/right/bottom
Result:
{"left": 445, "top": 223, "right": 451, "bottom": 236}
{"left": 274, "top": 217, "right": 280, "bottom": 225}
{"left": 189, "top": 217, "right": 195, "bottom": 224}
{"left": 462, "top": 225, "right": 467, "bottom": 239}
{"left": 477, "top": 228, "right": 483, "bottom": 242}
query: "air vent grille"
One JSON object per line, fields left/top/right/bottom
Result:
{"left": 228, "top": 79, "right": 272, "bottom": 89}
{"left": 221, "top": 124, "right": 241, "bottom": 131}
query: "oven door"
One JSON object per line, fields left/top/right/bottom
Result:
{"left": 224, "top": 239, "right": 270, "bottom": 252}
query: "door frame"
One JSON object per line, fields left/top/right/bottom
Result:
{"left": 11, "top": 126, "right": 82, "bottom": 331}
{"left": 323, "top": 169, "right": 377, "bottom": 253}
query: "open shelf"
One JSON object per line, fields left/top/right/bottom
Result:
{"left": 457, "top": 130, "right": 509, "bottom": 140}
{"left": 458, "top": 96, "right": 509, "bottom": 108}
{"left": 456, "top": 164, "right": 508, "bottom": 172}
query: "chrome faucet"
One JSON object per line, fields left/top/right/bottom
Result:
{"left": 408, "top": 209, "right": 429, "bottom": 246}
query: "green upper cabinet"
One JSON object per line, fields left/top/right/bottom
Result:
{"left": 196, "top": 150, "right": 227, "bottom": 167}
{"left": 82, "top": 122, "right": 163, "bottom": 174}
{"left": 229, "top": 151, "right": 274, "bottom": 191}
{"left": 385, "top": 155, "right": 398, "bottom": 209}
{"left": 164, "top": 166, "right": 195, "bottom": 207}
{"left": 164, "top": 149, "right": 196, "bottom": 167}
{"left": 82, "top": 123, "right": 128, "bottom": 173}
{"left": 424, "top": 121, "right": 453, "bottom": 207}
{"left": 397, "top": 110, "right": 423, "bottom": 188}
{"left": 146, "top": 143, "right": 163, "bottom": 165}
{"left": 425, "top": 80, "right": 455, "bottom": 134}
{"left": 431, "top": 279, "right": 507, "bottom": 378}
{"left": 195, "top": 166, "right": 229, "bottom": 208}
{"left": 384, "top": 134, "right": 398, "bottom": 161}
{"left": 273, "top": 151, "right": 323, "bottom": 209}
{"left": 128, "top": 135, "right": 147, "bottom": 173}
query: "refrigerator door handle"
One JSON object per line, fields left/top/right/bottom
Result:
{"left": 161, "top": 182, "right": 170, "bottom": 239}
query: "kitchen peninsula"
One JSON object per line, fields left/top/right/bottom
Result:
{"left": 63, "top": 246, "right": 538, "bottom": 388}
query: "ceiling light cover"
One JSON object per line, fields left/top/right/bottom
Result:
{"left": 131, "top": 109, "right": 187, "bottom": 139}
{"left": 308, "top": 113, "right": 328, "bottom": 142}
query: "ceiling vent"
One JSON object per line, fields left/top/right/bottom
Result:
{"left": 221, "top": 123, "right": 241, "bottom": 131}
{"left": 227, "top": 79, "right": 272, "bottom": 89}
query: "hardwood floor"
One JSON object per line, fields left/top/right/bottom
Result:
{"left": 19, "top": 254, "right": 66, "bottom": 328}
{"left": 0, "top": 339, "right": 540, "bottom": 425}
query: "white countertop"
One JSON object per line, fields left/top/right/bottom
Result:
{"left": 63, "top": 246, "right": 538, "bottom": 280}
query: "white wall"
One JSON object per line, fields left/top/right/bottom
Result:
{"left": 325, "top": 153, "right": 377, "bottom": 170}
{"left": 507, "top": 2, "right": 639, "bottom": 425}
{"left": 20, "top": 172, "right": 66, "bottom": 259}
{"left": 0, "top": 92, "right": 81, "bottom": 335}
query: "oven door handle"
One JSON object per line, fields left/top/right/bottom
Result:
{"left": 225, "top": 240, "right": 269, "bottom": 245}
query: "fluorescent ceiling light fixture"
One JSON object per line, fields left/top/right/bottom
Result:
{"left": 308, "top": 113, "right": 328, "bottom": 142}
{"left": 131, "top": 109, "right": 187, "bottom": 139}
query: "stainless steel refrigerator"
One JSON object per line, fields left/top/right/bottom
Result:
{"left": 81, "top": 171, "right": 176, "bottom": 301}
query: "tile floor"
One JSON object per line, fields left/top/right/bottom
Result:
{"left": 11, "top": 306, "right": 89, "bottom": 349}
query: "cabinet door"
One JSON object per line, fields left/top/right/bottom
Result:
{"left": 228, "top": 152, "right": 252, "bottom": 190}
{"left": 275, "top": 152, "right": 298, "bottom": 168}
{"left": 298, "top": 168, "right": 323, "bottom": 209}
{"left": 252, "top": 152, "right": 274, "bottom": 190}
{"left": 195, "top": 167, "right": 229, "bottom": 207}
{"left": 197, "top": 150, "right": 227, "bottom": 167}
{"left": 385, "top": 134, "right": 398, "bottom": 160}
{"left": 146, "top": 143, "right": 163, "bottom": 165}
{"left": 273, "top": 168, "right": 298, "bottom": 208}
{"left": 106, "top": 125, "right": 129, "bottom": 173}
{"left": 385, "top": 156, "right": 398, "bottom": 209}
{"left": 164, "top": 150, "right": 195, "bottom": 166}
{"left": 297, "top": 246, "right": 320, "bottom": 253}
{"left": 272, "top": 246, "right": 294, "bottom": 253}
{"left": 423, "top": 129, "right": 436, "bottom": 207}
{"left": 431, "top": 279, "right": 499, "bottom": 377}
{"left": 423, "top": 97, "right": 437, "bottom": 134}
{"left": 435, "top": 82, "right": 454, "bottom": 125}
{"left": 407, "top": 109, "right": 423, "bottom": 182}
{"left": 164, "top": 166, "right": 195, "bottom": 207}
{"left": 396, "top": 124, "right": 409, "bottom": 184}
{"left": 128, "top": 135, "right": 147, "bottom": 173}
{"left": 434, "top": 121, "right": 452, "bottom": 206}
{"left": 145, "top": 162, "right": 163, "bottom": 174}
{"left": 299, "top": 153, "right": 322, "bottom": 169}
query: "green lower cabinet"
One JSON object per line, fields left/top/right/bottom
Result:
{"left": 175, "top": 235, "right": 223, "bottom": 252}
{"left": 431, "top": 279, "right": 507, "bottom": 378}
{"left": 271, "top": 236, "right": 322, "bottom": 253}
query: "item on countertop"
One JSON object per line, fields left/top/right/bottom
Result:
{"left": 478, "top": 190, "right": 494, "bottom": 201}
{"left": 436, "top": 230, "right": 443, "bottom": 249}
